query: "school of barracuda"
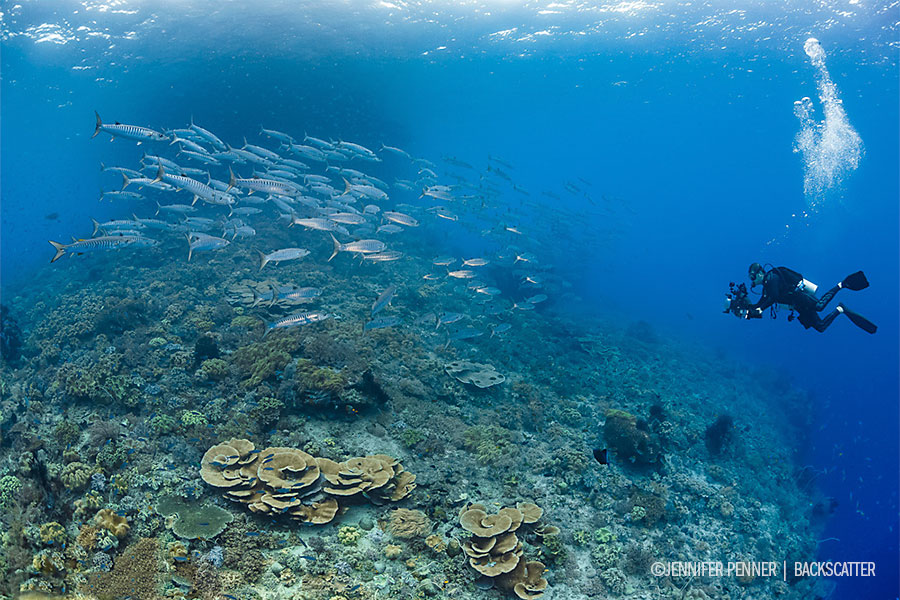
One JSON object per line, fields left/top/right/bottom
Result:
{"left": 56, "top": 112, "right": 619, "bottom": 337}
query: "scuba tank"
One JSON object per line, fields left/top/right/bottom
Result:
{"left": 796, "top": 278, "right": 818, "bottom": 295}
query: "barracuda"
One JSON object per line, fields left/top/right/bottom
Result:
{"left": 257, "top": 248, "right": 310, "bottom": 270}
{"left": 152, "top": 163, "right": 231, "bottom": 207}
{"left": 383, "top": 211, "right": 418, "bottom": 227}
{"left": 328, "top": 234, "right": 386, "bottom": 262}
{"left": 266, "top": 311, "right": 330, "bottom": 335}
{"left": 228, "top": 168, "right": 299, "bottom": 196}
{"left": 189, "top": 117, "right": 227, "bottom": 151}
{"left": 49, "top": 235, "right": 156, "bottom": 263}
{"left": 93, "top": 112, "right": 168, "bottom": 143}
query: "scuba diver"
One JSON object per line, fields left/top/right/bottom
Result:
{"left": 724, "top": 264, "right": 877, "bottom": 334}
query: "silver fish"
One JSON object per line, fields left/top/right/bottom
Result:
{"left": 101, "top": 190, "right": 144, "bottom": 202}
{"left": 49, "top": 235, "right": 156, "bottom": 263}
{"left": 363, "top": 251, "right": 402, "bottom": 263}
{"left": 383, "top": 211, "right": 418, "bottom": 227}
{"left": 260, "top": 126, "right": 294, "bottom": 144}
{"left": 92, "top": 218, "right": 143, "bottom": 236}
{"left": 255, "top": 285, "right": 322, "bottom": 307}
{"left": 476, "top": 287, "right": 501, "bottom": 296}
{"left": 448, "top": 270, "right": 476, "bottom": 279}
{"left": 444, "top": 327, "right": 483, "bottom": 348}
{"left": 227, "top": 225, "right": 256, "bottom": 240}
{"left": 156, "top": 202, "right": 197, "bottom": 215}
{"left": 491, "top": 323, "right": 512, "bottom": 337}
{"left": 172, "top": 136, "right": 208, "bottom": 153}
{"left": 436, "top": 312, "right": 464, "bottom": 329}
{"left": 230, "top": 207, "right": 263, "bottom": 216}
{"left": 189, "top": 118, "right": 227, "bottom": 151}
{"left": 328, "top": 212, "right": 367, "bottom": 225}
{"left": 100, "top": 163, "right": 143, "bottom": 178}
{"left": 291, "top": 217, "right": 345, "bottom": 233}
{"left": 328, "top": 235, "right": 386, "bottom": 262}
{"left": 187, "top": 232, "right": 229, "bottom": 261}
{"left": 228, "top": 168, "right": 299, "bottom": 196}
{"left": 463, "top": 258, "right": 489, "bottom": 267}
{"left": 380, "top": 144, "right": 411, "bottom": 160}
{"left": 372, "top": 285, "right": 397, "bottom": 316}
{"left": 377, "top": 224, "right": 403, "bottom": 234}
{"left": 266, "top": 311, "right": 330, "bottom": 334}
{"left": 93, "top": 112, "right": 168, "bottom": 143}
{"left": 342, "top": 178, "right": 388, "bottom": 201}
{"left": 122, "top": 174, "right": 176, "bottom": 192}
{"left": 258, "top": 248, "right": 310, "bottom": 270}
{"left": 242, "top": 138, "right": 281, "bottom": 161}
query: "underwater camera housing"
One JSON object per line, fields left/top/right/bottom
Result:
{"left": 723, "top": 282, "right": 751, "bottom": 318}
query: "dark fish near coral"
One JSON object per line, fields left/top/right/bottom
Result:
{"left": 593, "top": 448, "right": 609, "bottom": 465}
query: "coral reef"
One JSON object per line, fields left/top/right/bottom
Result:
{"left": 199, "top": 439, "right": 415, "bottom": 524}
{"left": 82, "top": 537, "right": 160, "bottom": 600}
{"left": 705, "top": 414, "right": 734, "bottom": 455}
{"left": 388, "top": 508, "right": 430, "bottom": 539}
{"left": 458, "top": 502, "right": 553, "bottom": 598}
{"left": 231, "top": 335, "right": 299, "bottom": 388}
{"left": 603, "top": 408, "right": 663, "bottom": 466}
{"left": 156, "top": 495, "right": 234, "bottom": 539}
{"left": 95, "top": 508, "right": 130, "bottom": 538}
{"left": 0, "top": 304, "right": 23, "bottom": 363}
{"left": 445, "top": 360, "right": 505, "bottom": 388}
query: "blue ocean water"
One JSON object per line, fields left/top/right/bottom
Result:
{"left": 1, "top": 2, "right": 898, "bottom": 598}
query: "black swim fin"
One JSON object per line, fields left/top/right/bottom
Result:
{"left": 842, "top": 271, "right": 869, "bottom": 291}
{"left": 840, "top": 304, "right": 877, "bottom": 334}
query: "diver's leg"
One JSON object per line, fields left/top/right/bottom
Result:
{"left": 838, "top": 303, "right": 878, "bottom": 334}
{"left": 813, "top": 308, "right": 842, "bottom": 332}
{"left": 815, "top": 285, "right": 842, "bottom": 311}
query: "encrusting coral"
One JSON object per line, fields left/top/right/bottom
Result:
{"left": 459, "top": 502, "right": 553, "bottom": 599}
{"left": 82, "top": 537, "right": 160, "bottom": 600}
{"left": 199, "top": 438, "right": 416, "bottom": 525}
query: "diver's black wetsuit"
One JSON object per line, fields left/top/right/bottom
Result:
{"left": 748, "top": 266, "right": 843, "bottom": 332}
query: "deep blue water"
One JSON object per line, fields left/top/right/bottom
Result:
{"left": 1, "top": 2, "right": 898, "bottom": 597}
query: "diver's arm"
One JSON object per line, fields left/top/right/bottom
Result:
{"left": 746, "top": 276, "right": 778, "bottom": 318}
